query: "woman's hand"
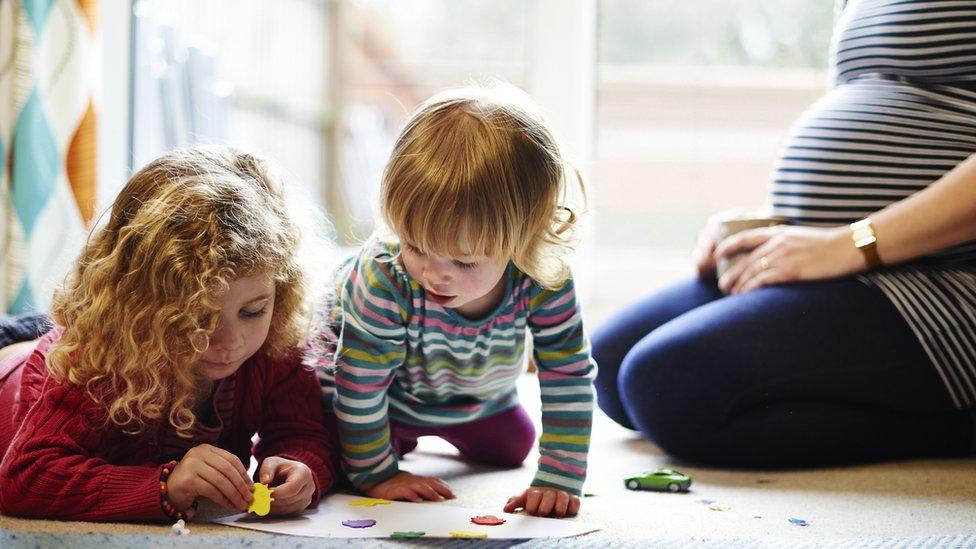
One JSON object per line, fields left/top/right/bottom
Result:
{"left": 167, "top": 444, "right": 254, "bottom": 512}
{"left": 258, "top": 456, "right": 316, "bottom": 516}
{"left": 504, "top": 486, "right": 580, "bottom": 518}
{"left": 364, "top": 470, "right": 455, "bottom": 503}
{"left": 692, "top": 210, "right": 744, "bottom": 279}
{"left": 714, "top": 225, "right": 864, "bottom": 294}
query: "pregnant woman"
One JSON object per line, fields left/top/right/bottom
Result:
{"left": 592, "top": 0, "right": 976, "bottom": 467}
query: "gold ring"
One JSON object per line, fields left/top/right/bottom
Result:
{"left": 760, "top": 256, "right": 770, "bottom": 271}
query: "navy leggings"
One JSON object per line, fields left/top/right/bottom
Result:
{"left": 591, "top": 276, "right": 973, "bottom": 468}
{"left": 0, "top": 313, "right": 50, "bottom": 348}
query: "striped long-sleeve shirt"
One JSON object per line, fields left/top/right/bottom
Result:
{"left": 331, "top": 240, "right": 596, "bottom": 495}
{"left": 770, "top": 0, "right": 976, "bottom": 409}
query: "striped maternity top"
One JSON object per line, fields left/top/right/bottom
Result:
{"left": 770, "top": 0, "right": 976, "bottom": 408}
{"left": 324, "top": 240, "right": 596, "bottom": 494}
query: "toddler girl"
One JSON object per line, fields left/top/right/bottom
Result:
{"left": 311, "top": 84, "right": 597, "bottom": 518}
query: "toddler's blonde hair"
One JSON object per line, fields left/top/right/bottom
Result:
{"left": 380, "top": 82, "right": 584, "bottom": 289}
{"left": 47, "top": 146, "right": 314, "bottom": 436}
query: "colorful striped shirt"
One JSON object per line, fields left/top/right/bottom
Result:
{"left": 331, "top": 240, "right": 596, "bottom": 495}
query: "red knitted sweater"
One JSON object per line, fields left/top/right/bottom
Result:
{"left": 0, "top": 330, "right": 338, "bottom": 522}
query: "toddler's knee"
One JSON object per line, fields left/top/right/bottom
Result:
{"left": 496, "top": 420, "right": 536, "bottom": 466}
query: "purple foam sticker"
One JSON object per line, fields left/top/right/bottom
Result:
{"left": 342, "top": 519, "right": 377, "bottom": 528}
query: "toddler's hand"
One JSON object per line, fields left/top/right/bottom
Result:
{"left": 504, "top": 486, "right": 579, "bottom": 518}
{"left": 365, "top": 470, "right": 454, "bottom": 503}
{"left": 167, "top": 444, "right": 253, "bottom": 512}
{"left": 258, "top": 456, "right": 316, "bottom": 515}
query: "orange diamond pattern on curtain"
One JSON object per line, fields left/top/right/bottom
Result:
{"left": 0, "top": 0, "right": 99, "bottom": 313}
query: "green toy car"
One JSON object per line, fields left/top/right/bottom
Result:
{"left": 624, "top": 468, "right": 692, "bottom": 492}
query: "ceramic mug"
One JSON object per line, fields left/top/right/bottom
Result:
{"left": 715, "top": 216, "right": 789, "bottom": 282}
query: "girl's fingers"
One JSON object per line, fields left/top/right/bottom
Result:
{"left": 395, "top": 486, "right": 423, "bottom": 503}
{"left": 258, "top": 456, "right": 289, "bottom": 485}
{"left": 205, "top": 448, "right": 253, "bottom": 501}
{"left": 198, "top": 460, "right": 251, "bottom": 509}
{"left": 210, "top": 446, "right": 251, "bottom": 485}
{"left": 270, "top": 484, "right": 307, "bottom": 508}
{"left": 568, "top": 496, "right": 581, "bottom": 517}
{"left": 553, "top": 491, "right": 570, "bottom": 518}
{"left": 429, "top": 478, "right": 455, "bottom": 499}
{"left": 268, "top": 476, "right": 301, "bottom": 502}
{"left": 503, "top": 495, "right": 524, "bottom": 513}
{"left": 537, "top": 490, "right": 557, "bottom": 517}
{"left": 194, "top": 474, "right": 243, "bottom": 510}
{"left": 414, "top": 482, "right": 444, "bottom": 501}
{"left": 524, "top": 490, "right": 543, "bottom": 515}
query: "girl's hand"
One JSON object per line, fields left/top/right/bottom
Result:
{"left": 364, "top": 470, "right": 455, "bottom": 503}
{"left": 167, "top": 444, "right": 253, "bottom": 512}
{"left": 258, "top": 456, "right": 316, "bottom": 515}
{"left": 692, "top": 209, "right": 743, "bottom": 279}
{"left": 714, "top": 225, "right": 863, "bottom": 294}
{"left": 504, "top": 486, "right": 580, "bottom": 518}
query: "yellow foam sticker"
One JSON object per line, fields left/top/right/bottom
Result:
{"left": 450, "top": 530, "right": 487, "bottom": 539}
{"left": 248, "top": 483, "right": 274, "bottom": 516}
{"left": 348, "top": 497, "right": 393, "bottom": 507}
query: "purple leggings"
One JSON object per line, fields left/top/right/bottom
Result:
{"left": 389, "top": 404, "right": 536, "bottom": 467}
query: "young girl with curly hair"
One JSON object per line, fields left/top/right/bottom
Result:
{"left": 307, "top": 84, "right": 597, "bottom": 518}
{"left": 0, "top": 146, "right": 338, "bottom": 521}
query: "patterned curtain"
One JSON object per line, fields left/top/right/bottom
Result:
{"left": 0, "top": 0, "right": 99, "bottom": 313}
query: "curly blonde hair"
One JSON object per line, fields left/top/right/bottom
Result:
{"left": 380, "top": 82, "right": 585, "bottom": 289}
{"left": 47, "top": 146, "right": 315, "bottom": 436}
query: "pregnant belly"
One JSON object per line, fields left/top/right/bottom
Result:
{"left": 769, "top": 76, "right": 976, "bottom": 226}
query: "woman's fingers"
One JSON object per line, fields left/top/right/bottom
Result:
{"left": 720, "top": 239, "right": 778, "bottom": 294}
{"left": 738, "top": 267, "right": 782, "bottom": 294}
{"left": 714, "top": 227, "right": 776, "bottom": 260}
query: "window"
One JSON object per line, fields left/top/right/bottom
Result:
{"left": 129, "top": 0, "right": 533, "bottom": 244}
{"left": 129, "top": 0, "right": 330, "bottom": 207}
{"left": 591, "top": 0, "right": 833, "bottom": 318}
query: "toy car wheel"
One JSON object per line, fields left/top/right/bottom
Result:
{"left": 626, "top": 480, "right": 639, "bottom": 490}
{"left": 667, "top": 482, "right": 680, "bottom": 492}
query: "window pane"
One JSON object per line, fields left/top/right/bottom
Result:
{"left": 337, "top": 0, "right": 529, "bottom": 240}
{"left": 129, "top": 0, "right": 329, "bottom": 204}
{"left": 593, "top": 0, "right": 833, "bottom": 319}
{"left": 599, "top": 0, "right": 833, "bottom": 68}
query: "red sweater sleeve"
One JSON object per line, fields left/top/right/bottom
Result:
{"left": 252, "top": 355, "right": 338, "bottom": 506}
{"left": 0, "top": 376, "right": 166, "bottom": 521}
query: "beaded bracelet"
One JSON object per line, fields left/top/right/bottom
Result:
{"left": 159, "top": 460, "right": 197, "bottom": 520}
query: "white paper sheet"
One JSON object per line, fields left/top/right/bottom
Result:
{"left": 212, "top": 493, "right": 602, "bottom": 539}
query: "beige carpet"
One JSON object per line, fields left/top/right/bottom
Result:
{"left": 1, "top": 374, "right": 974, "bottom": 544}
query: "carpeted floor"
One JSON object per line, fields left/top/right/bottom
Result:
{"left": 2, "top": 375, "right": 974, "bottom": 547}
